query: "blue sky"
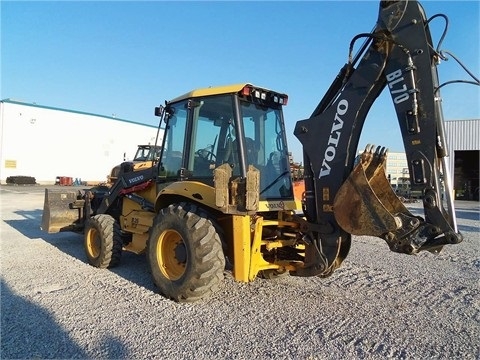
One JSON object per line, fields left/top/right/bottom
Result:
{"left": 2, "top": 1, "right": 479, "bottom": 163}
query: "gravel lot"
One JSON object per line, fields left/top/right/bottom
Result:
{"left": 1, "top": 185, "right": 479, "bottom": 359}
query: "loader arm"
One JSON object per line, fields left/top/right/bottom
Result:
{"left": 293, "top": 0, "right": 463, "bottom": 276}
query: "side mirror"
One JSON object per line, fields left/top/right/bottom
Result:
{"left": 154, "top": 105, "right": 164, "bottom": 117}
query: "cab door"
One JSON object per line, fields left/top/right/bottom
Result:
{"left": 158, "top": 100, "right": 189, "bottom": 179}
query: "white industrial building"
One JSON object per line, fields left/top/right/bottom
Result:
{"left": 0, "top": 99, "right": 161, "bottom": 184}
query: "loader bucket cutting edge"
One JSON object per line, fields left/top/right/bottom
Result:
{"left": 41, "top": 189, "right": 82, "bottom": 233}
{"left": 334, "top": 150, "right": 414, "bottom": 237}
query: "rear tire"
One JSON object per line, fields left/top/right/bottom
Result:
{"left": 148, "top": 202, "right": 225, "bottom": 302}
{"left": 84, "top": 214, "right": 122, "bottom": 268}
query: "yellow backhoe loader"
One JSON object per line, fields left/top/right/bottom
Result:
{"left": 107, "top": 144, "right": 162, "bottom": 184}
{"left": 42, "top": 0, "right": 478, "bottom": 302}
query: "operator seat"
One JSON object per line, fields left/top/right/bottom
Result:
{"left": 227, "top": 137, "right": 258, "bottom": 171}
{"left": 244, "top": 137, "right": 258, "bottom": 165}
{"left": 221, "top": 135, "right": 233, "bottom": 163}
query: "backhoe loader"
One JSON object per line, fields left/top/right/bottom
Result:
{"left": 107, "top": 144, "right": 162, "bottom": 184}
{"left": 42, "top": 0, "right": 478, "bottom": 302}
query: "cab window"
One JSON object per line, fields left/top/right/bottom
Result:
{"left": 160, "top": 101, "right": 188, "bottom": 177}
{"left": 188, "top": 95, "right": 237, "bottom": 177}
{"left": 240, "top": 101, "right": 292, "bottom": 199}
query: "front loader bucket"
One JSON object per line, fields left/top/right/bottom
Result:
{"left": 41, "top": 189, "right": 83, "bottom": 233}
{"left": 334, "top": 146, "right": 414, "bottom": 236}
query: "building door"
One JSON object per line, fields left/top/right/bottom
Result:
{"left": 454, "top": 150, "right": 479, "bottom": 201}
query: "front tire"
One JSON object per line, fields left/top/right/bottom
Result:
{"left": 84, "top": 214, "right": 122, "bottom": 268}
{"left": 148, "top": 203, "right": 225, "bottom": 302}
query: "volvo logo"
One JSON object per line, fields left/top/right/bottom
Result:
{"left": 319, "top": 99, "right": 348, "bottom": 178}
{"left": 128, "top": 175, "right": 144, "bottom": 184}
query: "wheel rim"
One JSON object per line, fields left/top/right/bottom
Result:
{"left": 86, "top": 227, "right": 100, "bottom": 258}
{"left": 156, "top": 229, "right": 187, "bottom": 280}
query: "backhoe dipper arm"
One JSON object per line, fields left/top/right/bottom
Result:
{"left": 293, "top": 0, "right": 462, "bottom": 276}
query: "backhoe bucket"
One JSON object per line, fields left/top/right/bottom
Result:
{"left": 41, "top": 189, "right": 83, "bottom": 233}
{"left": 334, "top": 146, "right": 414, "bottom": 236}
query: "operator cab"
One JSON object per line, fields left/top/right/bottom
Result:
{"left": 132, "top": 145, "right": 162, "bottom": 162}
{"left": 157, "top": 84, "right": 293, "bottom": 201}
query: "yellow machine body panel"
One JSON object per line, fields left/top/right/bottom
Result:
{"left": 154, "top": 181, "right": 217, "bottom": 211}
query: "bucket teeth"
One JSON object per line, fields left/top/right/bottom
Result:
{"left": 361, "top": 144, "right": 388, "bottom": 180}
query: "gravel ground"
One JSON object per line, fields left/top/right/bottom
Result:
{"left": 1, "top": 185, "right": 479, "bottom": 359}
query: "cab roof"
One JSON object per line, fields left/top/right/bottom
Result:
{"left": 167, "top": 83, "right": 285, "bottom": 104}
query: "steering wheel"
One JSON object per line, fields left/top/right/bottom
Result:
{"left": 196, "top": 148, "right": 216, "bottom": 161}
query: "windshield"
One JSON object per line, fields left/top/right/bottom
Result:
{"left": 240, "top": 101, "right": 292, "bottom": 200}
{"left": 133, "top": 146, "right": 161, "bottom": 161}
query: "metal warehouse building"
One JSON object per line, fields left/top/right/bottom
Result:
{"left": 0, "top": 99, "right": 160, "bottom": 184}
{"left": 385, "top": 120, "right": 479, "bottom": 201}
{"left": 445, "top": 119, "right": 480, "bottom": 201}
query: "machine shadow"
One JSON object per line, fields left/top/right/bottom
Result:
{"left": 455, "top": 208, "right": 480, "bottom": 221}
{"left": 4, "top": 209, "right": 156, "bottom": 292}
{"left": 1, "top": 279, "right": 89, "bottom": 359}
{"left": 455, "top": 209, "right": 480, "bottom": 233}
{"left": 405, "top": 204, "right": 479, "bottom": 233}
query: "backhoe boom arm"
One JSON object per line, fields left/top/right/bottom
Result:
{"left": 293, "top": 0, "right": 463, "bottom": 276}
